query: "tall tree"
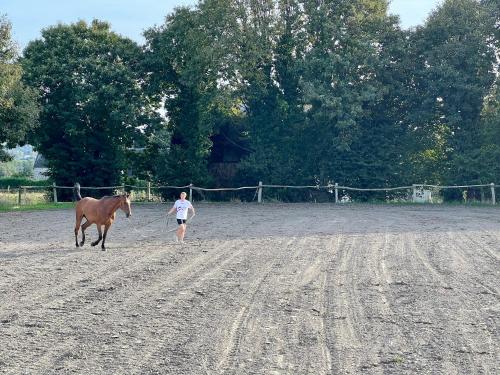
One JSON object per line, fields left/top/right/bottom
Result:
{"left": 233, "top": 0, "right": 305, "bottom": 187}
{"left": 144, "top": 0, "right": 247, "bottom": 187}
{"left": 22, "top": 20, "right": 160, "bottom": 189}
{"left": 0, "top": 15, "right": 38, "bottom": 161}
{"left": 409, "top": 0, "right": 497, "bottom": 189}
{"left": 477, "top": 0, "right": 500, "bottom": 185}
{"left": 287, "top": 0, "right": 405, "bottom": 189}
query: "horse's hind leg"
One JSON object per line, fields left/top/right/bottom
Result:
{"left": 75, "top": 214, "right": 83, "bottom": 247}
{"left": 101, "top": 223, "right": 111, "bottom": 251}
{"left": 91, "top": 225, "right": 103, "bottom": 247}
{"left": 80, "top": 220, "right": 92, "bottom": 247}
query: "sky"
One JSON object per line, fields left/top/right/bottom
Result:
{"left": 3, "top": 0, "right": 444, "bottom": 51}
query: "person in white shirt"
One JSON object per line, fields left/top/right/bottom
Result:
{"left": 167, "top": 192, "right": 195, "bottom": 243}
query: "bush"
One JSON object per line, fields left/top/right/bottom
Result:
{"left": 0, "top": 177, "right": 50, "bottom": 188}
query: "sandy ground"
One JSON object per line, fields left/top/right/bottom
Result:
{"left": 0, "top": 203, "right": 499, "bottom": 374}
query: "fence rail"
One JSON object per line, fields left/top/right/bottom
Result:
{"left": 2, "top": 181, "right": 497, "bottom": 206}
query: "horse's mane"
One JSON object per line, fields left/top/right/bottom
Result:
{"left": 101, "top": 195, "right": 123, "bottom": 200}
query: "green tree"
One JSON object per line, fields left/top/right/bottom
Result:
{"left": 144, "top": 0, "right": 247, "bottom": 187}
{"left": 282, "top": 0, "right": 406, "bottom": 190}
{"left": 144, "top": 0, "right": 498, "bottom": 200}
{"left": 479, "top": 81, "right": 500, "bottom": 184}
{"left": 146, "top": 0, "right": 415, "bottom": 197}
{"left": 477, "top": 0, "right": 499, "bottom": 185}
{"left": 0, "top": 16, "right": 39, "bottom": 161}
{"left": 408, "top": 0, "right": 497, "bottom": 191}
{"left": 22, "top": 20, "right": 161, "bottom": 190}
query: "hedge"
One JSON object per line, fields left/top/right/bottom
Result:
{"left": 0, "top": 177, "right": 51, "bottom": 188}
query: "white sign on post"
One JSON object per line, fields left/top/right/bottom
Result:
{"left": 413, "top": 187, "right": 432, "bottom": 203}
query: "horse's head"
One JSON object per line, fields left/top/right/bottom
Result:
{"left": 120, "top": 193, "right": 132, "bottom": 218}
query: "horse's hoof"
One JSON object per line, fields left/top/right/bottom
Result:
{"left": 79, "top": 242, "right": 85, "bottom": 247}
{"left": 101, "top": 248, "right": 106, "bottom": 251}
{"left": 75, "top": 244, "right": 79, "bottom": 248}
{"left": 91, "top": 242, "right": 97, "bottom": 247}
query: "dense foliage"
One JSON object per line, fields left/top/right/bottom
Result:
{"left": 21, "top": 20, "right": 162, "bottom": 190}
{"left": 143, "top": 0, "right": 499, "bottom": 196}
{"left": 2, "top": 0, "right": 498, "bottom": 200}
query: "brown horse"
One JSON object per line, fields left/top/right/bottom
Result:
{"left": 74, "top": 189, "right": 131, "bottom": 251}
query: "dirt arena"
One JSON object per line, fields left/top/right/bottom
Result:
{"left": 0, "top": 203, "right": 498, "bottom": 374}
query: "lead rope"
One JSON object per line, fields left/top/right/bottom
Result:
{"left": 128, "top": 214, "right": 168, "bottom": 238}
{"left": 165, "top": 213, "right": 195, "bottom": 233}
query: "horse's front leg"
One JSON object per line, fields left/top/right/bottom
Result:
{"left": 80, "top": 221, "right": 92, "bottom": 247}
{"left": 91, "top": 225, "right": 103, "bottom": 247}
{"left": 101, "top": 222, "right": 112, "bottom": 251}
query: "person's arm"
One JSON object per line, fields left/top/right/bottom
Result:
{"left": 189, "top": 204, "right": 195, "bottom": 217}
{"left": 168, "top": 203, "right": 176, "bottom": 215}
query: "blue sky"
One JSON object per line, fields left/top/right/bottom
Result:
{"left": 3, "top": 0, "right": 443, "bottom": 50}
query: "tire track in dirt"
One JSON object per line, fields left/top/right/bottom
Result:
{"left": 323, "top": 233, "right": 413, "bottom": 374}
{"left": 449, "top": 231, "right": 499, "bottom": 302}
{"left": 434, "top": 231, "right": 498, "bottom": 372}
{"left": 324, "top": 234, "right": 370, "bottom": 374}
{"left": 28, "top": 236, "right": 285, "bottom": 374}
{"left": 5, "top": 239, "right": 247, "bottom": 374}
{"left": 0, "top": 208, "right": 185, "bottom": 314}
{"left": 216, "top": 235, "right": 339, "bottom": 375}
{"left": 382, "top": 231, "right": 498, "bottom": 374}
{"left": 395, "top": 232, "right": 474, "bottom": 374}
{"left": 1, "top": 243, "right": 165, "bottom": 315}
{"left": 125, "top": 236, "right": 290, "bottom": 374}
{"left": 2, "top": 204, "right": 499, "bottom": 374}
{"left": 128, "top": 239, "right": 253, "bottom": 373}
{"left": 1, "top": 246, "right": 177, "bottom": 373}
{"left": 322, "top": 226, "right": 499, "bottom": 374}
{"left": 215, "top": 237, "right": 299, "bottom": 374}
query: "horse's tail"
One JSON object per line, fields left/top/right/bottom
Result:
{"left": 74, "top": 182, "right": 82, "bottom": 201}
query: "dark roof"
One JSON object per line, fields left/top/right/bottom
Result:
{"left": 34, "top": 154, "right": 48, "bottom": 168}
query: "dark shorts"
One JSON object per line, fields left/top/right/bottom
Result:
{"left": 177, "top": 219, "right": 187, "bottom": 225}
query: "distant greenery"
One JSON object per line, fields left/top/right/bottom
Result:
{"left": 0, "top": 159, "right": 34, "bottom": 177}
{"left": 0, "top": 202, "right": 73, "bottom": 212}
{"left": 0, "top": 177, "right": 48, "bottom": 188}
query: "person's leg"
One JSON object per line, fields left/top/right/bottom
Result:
{"left": 175, "top": 219, "right": 185, "bottom": 242}
{"left": 179, "top": 223, "right": 187, "bottom": 242}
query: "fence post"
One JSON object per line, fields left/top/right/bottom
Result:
{"left": 53, "top": 182, "right": 57, "bottom": 203}
{"left": 335, "top": 183, "right": 339, "bottom": 203}
{"left": 147, "top": 181, "right": 151, "bottom": 202}
{"left": 491, "top": 183, "right": 496, "bottom": 205}
{"left": 18, "top": 187, "right": 22, "bottom": 205}
{"left": 23, "top": 187, "right": 27, "bottom": 205}
{"left": 412, "top": 184, "right": 417, "bottom": 202}
{"left": 189, "top": 183, "right": 193, "bottom": 202}
{"left": 258, "top": 181, "right": 263, "bottom": 203}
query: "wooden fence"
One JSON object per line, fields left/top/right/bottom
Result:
{"left": 5, "top": 181, "right": 498, "bottom": 206}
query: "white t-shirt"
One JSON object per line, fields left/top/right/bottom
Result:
{"left": 174, "top": 199, "right": 192, "bottom": 220}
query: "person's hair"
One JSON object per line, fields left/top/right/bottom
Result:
{"left": 180, "top": 191, "right": 187, "bottom": 196}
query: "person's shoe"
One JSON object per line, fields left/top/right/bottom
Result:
{"left": 173, "top": 234, "right": 179, "bottom": 243}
